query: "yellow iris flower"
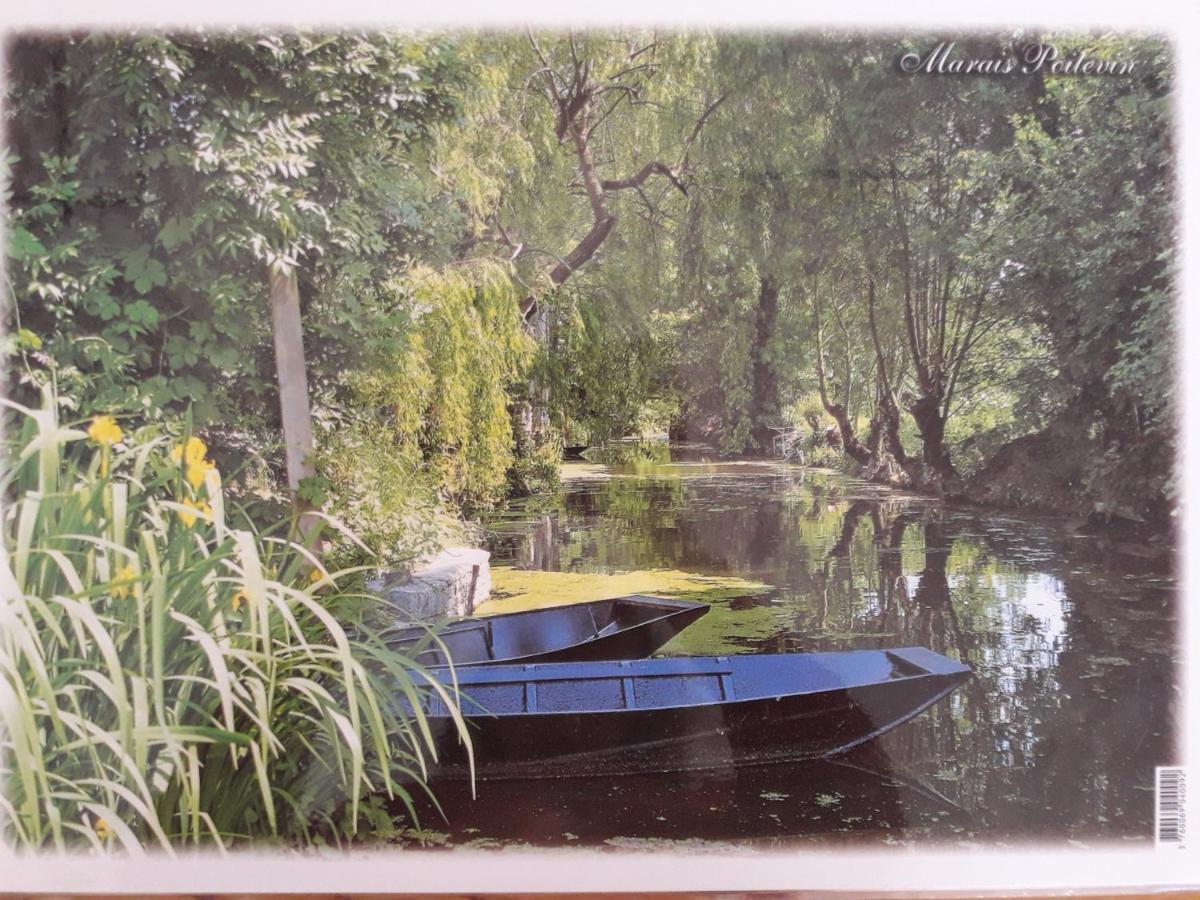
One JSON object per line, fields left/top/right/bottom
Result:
{"left": 185, "top": 458, "right": 215, "bottom": 490}
{"left": 88, "top": 416, "right": 123, "bottom": 446}
{"left": 110, "top": 564, "right": 137, "bottom": 599}
{"left": 172, "top": 435, "right": 218, "bottom": 493}
{"left": 177, "top": 498, "right": 212, "bottom": 527}
{"left": 170, "top": 435, "right": 208, "bottom": 465}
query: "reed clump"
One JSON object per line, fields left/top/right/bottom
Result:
{"left": 1, "top": 390, "right": 470, "bottom": 852}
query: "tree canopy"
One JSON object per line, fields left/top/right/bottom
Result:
{"left": 5, "top": 30, "right": 1178, "bottom": 555}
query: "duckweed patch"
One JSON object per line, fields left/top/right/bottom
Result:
{"left": 482, "top": 566, "right": 770, "bottom": 609}
{"left": 657, "top": 599, "right": 782, "bottom": 656}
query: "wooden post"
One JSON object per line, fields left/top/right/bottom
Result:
{"left": 269, "top": 265, "right": 320, "bottom": 545}
{"left": 467, "top": 564, "right": 481, "bottom": 615}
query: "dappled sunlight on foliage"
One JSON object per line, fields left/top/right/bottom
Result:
{"left": 319, "top": 261, "right": 534, "bottom": 567}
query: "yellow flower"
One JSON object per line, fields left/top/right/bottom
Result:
{"left": 185, "top": 458, "right": 216, "bottom": 491}
{"left": 110, "top": 564, "right": 137, "bottom": 599}
{"left": 177, "top": 498, "right": 212, "bottom": 527}
{"left": 87, "top": 416, "right": 123, "bottom": 446}
{"left": 94, "top": 817, "right": 110, "bottom": 840}
{"left": 231, "top": 589, "right": 247, "bottom": 612}
{"left": 170, "top": 435, "right": 208, "bottom": 465}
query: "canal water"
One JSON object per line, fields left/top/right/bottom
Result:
{"left": 406, "top": 444, "right": 1177, "bottom": 850}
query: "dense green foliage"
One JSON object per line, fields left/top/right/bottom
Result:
{"left": 8, "top": 33, "right": 461, "bottom": 420}
{"left": 7, "top": 30, "right": 1175, "bottom": 537}
{"left": 5, "top": 33, "right": 542, "bottom": 563}
{"left": 318, "top": 262, "right": 534, "bottom": 567}
{"left": 447, "top": 32, "right": 1176, "bottom": 523}
{"left": 969, "top": 37, "right": 1176, "bottom": 521}
{"left": 0, "top": 393, "right": 470, "bottom": 850}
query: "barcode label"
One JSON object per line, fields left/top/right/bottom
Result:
{"left": 1156, "top": 766, "right": 1187, "bottom": 849}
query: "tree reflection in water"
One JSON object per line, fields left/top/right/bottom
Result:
{"left": 468, "top": 447, "right": 1175, "bottom": 846}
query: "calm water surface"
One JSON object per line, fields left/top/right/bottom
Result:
{"left": 410, "top": 444, "right": 1177, "bottom": 849}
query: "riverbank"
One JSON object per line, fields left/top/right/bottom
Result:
{"left": 567, "top": 439, "right": 1175, "bottom": 560}
{"left": 961, "top": 428, "right": 1175, "bottom": 552}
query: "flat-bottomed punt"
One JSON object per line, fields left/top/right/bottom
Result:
{"left": 384, "top": 595, "right": 708, "bottom": 667}
{"left": 421, "top": 647, "right": 971, "bottom": 778}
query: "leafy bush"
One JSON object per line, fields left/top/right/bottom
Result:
{"left": 6, "top": 33, "right": 465, "bottom": 424}
{"left": 316, "top": 419, "right": 466, "bottom": 572}
{"left": 800, "top": 437, "right": 843, "bottom": 469}
{"left": 506, "top": 436, "right": 562, "bottom": 497}
{"left": 783, "top": 395, "right": 829, "bottom": 435}
{"left": 0, "top": 391, "right": 471, "bottom": 851}
{"left": 583, "top": 439, "right": 672, "bottom": 468}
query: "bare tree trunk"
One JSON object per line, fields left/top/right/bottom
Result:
{"left": 813, "top": 284, "right": 873, "bottom": 466}
{"left": 269, "top": 267, "right": 320, "bottom": 545}
{"left": 909, "top": 391, "right": 957, "bottom": 486}
{"left": 749, "top": 274, "right": 782, "bottom": 452}
{"left": 865, "top": 279, "right": 912, "bottom": 479}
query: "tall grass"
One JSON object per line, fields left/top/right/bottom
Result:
{"left": 0, "top": 389, "right": 471, "bottom": 852}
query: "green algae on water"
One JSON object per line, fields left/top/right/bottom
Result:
{"left": 483, "top": 566, "right": 772, "bottom": 612}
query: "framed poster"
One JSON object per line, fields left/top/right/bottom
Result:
{"left": 1, "top": 0, "right": 1196, "bottom": 894}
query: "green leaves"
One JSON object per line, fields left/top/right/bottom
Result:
{"left": 315, "top": 260, "right": 531, "bottom": 567}
{"left": 965, "top": 35, "right": 1175, "bottom": 520}
{"left": 123, "top": 299, "right": 160, "bottom": 328}
{"left": 14, "top": 328, "right": 43, "bottom": 351}
{"left": 7, "top": 226, "right": 46, "bottom": 262}
{"left": 9, "top": 32, "right": 465, "bottom": 429}
{"left": 156, "top": 216, "right": 193, "bottom": 251}
{"left": 296, "top": 473, "right": 332, "bottom": 507}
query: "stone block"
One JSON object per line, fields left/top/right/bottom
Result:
{"left": 366, "top": 547, "right": 491, "bottom": 621}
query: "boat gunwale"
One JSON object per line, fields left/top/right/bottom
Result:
{"left": 432, "top": 648, "right": 972, "bottom": 718}
{"left": 386, "top": 594, "right": 710, "bottom": 667}
{"left": 423, "top": 667, "right": 972, "bottom": 779}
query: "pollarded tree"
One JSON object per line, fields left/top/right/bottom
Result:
{"left": 814, "top": 35, "right": 1025, "bottom": 491}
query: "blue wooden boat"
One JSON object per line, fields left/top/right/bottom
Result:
{"left": 421, "top": 647, "right": 970, "bottom": 778}
{"left": 385, "top": 595, "right": 708, "bottom": 667}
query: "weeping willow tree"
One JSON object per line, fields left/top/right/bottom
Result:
{"left": 317, "top": 260, "right": 535, "bottom": 567}
{"left": 428, "top": 31, "right": 725, "bottom": 445}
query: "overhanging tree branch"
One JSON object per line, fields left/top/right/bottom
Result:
{"left": 601, "top": 161, "right": 688, "bottom": 196}
{"left": 517, "top": 49, "right": 727, "bottom": 322}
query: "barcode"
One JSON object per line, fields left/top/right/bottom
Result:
{"left": 1156, "top": 766, "right": 1187, "bottom": 848}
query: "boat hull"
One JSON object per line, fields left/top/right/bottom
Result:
{"left": 385, "top": 595, "right": 708, "bottom": 667}
{"left": 422, "top": 647, "right": 971, "bottom": 779}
